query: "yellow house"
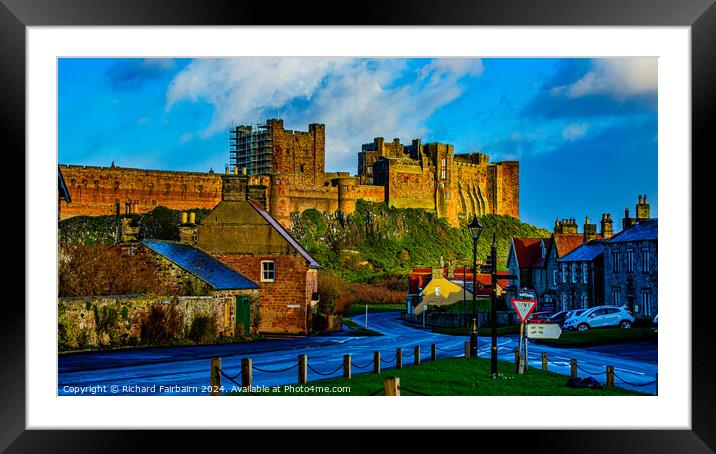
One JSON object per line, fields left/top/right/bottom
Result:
{"left": 414, "top": 275, "right": 473, "bottom": 315}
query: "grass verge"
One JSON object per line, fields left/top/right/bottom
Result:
{"left": 342, "top": 317, "right": 383, "bottom": 336}
{"left": 231, "top": 357, "right": 643, "bottom": 396}
{"left": 536, "top": 328, "right": 657, "bottom": 348}
{"left": 344, "top": 304, "right": 404, "bottom": 316}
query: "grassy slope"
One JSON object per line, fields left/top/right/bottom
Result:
{"left": 291, "top": 200, "right": 549, "bottom": 283}
{"left": 536, "top": 328, "right": 657, "bottom": 347}
{"left": 232, "top": 357, "right": 643, "bottom": 396}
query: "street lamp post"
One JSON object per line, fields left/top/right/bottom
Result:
{"left": 467, "top": 216, "right": 483, "bottom": 359}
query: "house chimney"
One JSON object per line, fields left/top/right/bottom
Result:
{"left": 636, "top": 193, "right": 650, "bottom": 220}
{"left": 179, "top": 212, "right": 198, "bottom": 246}
{"left": 600, "top": 213, "right": 613, "bottom": 239}
{"left": 119, "top": 216, "right": 141, "bottom": 243}
{"left": 225, "top": 165, "right": 230, "bottom": 174}
{"left": 583, "top": 216, "right": 597, "bottom": 242}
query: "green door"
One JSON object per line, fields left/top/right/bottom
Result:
{"left": 236, "top": 297, "right": 251, "bottom": 337}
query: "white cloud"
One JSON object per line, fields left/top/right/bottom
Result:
{"left": 179, "top": 132, "right": 193, "bottom": 144}
{"left": 566, "top": 58, "right": 657, "bottom": 98}
{"left": 562, "top": 123, "right": 588, "bottom": 141}
{"left": 165, "top": 57, "right": 483, "bottom": 171}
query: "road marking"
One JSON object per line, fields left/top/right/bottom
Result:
{"left": 614, "top": 367, "right": 646, "bottom": 375}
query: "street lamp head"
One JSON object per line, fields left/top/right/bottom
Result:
{"left": 467, "top": 215, "right": 483, "bottom": 242}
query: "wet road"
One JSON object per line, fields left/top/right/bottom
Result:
{"left": 58, "top": 312, "right": 657, "bottom": 395}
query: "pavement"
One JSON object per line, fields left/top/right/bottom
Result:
{"left": 58, "top": 312, "right": 657, "bottom": 396}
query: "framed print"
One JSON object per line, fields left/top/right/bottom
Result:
{"left": 4, "top": 0, "right": 713, "bottom": 451}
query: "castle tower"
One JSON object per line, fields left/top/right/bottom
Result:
{"left": 335, "top": 176, "right": 358, "bottom": 215}
{"left": 583, "top": 216, "right": 597, "bottom": 242}
{"left": 270, "top": 174, "right": 291, "bottom": 228}
{"left": 600, "top": 213, "right": 613, "bottom": 239}
{"left": 636, "top": 194, "right": 650, "bottom": 220}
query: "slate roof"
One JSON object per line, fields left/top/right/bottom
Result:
{"left": 247, "top": 199, "right": 320, "bottom": 268}
{"left": 143, "top": 240, "right": 259, "bottom": 290}
{"left": 558, "top": 240, "right": 605, "bottom": 262}
{"left": 608, "top": 218, "right": 658, "bottom": 243}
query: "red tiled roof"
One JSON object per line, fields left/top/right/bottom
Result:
{"left": 553, "top": 233, "right": 585, "bottom": 258}
{"left": 512, "top": 238, "right": 544, "bottom": 268}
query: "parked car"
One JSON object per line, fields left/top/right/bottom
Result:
{"left": 562, "top": 309, "right": 587, "bottom": 326}
{"left": 527, "top": 311, "right": 553, "bottom": 324}
{"left": 544, "top": 310, "right": 569, "bottom": 326}
{"left": 563, "top": 306, "right": 636, "bottom": 332}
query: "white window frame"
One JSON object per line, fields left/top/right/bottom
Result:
{"left": 642, "top": 248, "right": 650, "bottom": 272}
{"left": 261, "top": 260, "right": 276, "bottom": 282}
{"left": 626, "top": 249, "right": 634, "bottom": 273}
{"left": 571, "top": 263, "right": 577, "bottom": 283}
{"left": 582, "top": 263, "right": 588, "bottom": 284}
{"left": 612, "top": 251, "right": 620, "bottom": 273}
{"left": 561, "top": 264, "right": 567, "bottom": 283}
{"left": 553, "top": 269, "right": 557, "bottom": 286}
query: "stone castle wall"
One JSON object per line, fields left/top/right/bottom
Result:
{"left": 59, "top": 165, "right": 222, "bottom": 219}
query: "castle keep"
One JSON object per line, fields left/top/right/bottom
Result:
{"left": 60, "top": 119, "right": 519, "bottom": 227}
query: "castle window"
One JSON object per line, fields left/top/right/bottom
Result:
{"left": 261, "top": 261, "right": 275, "bottom": 282}
{"left": 82, "top": 180, "right": 88, "bottom": 188}
{"left": 113, "top": 180, "right": 120, "bottom": 190}
{"left": 300, "top": 164, "right": 305, "bottom": 174}
{"left": 147, "top": 182, "right": 154, "bottom": 193}
{"left": 197, "top": 185, "right": 204, "bottom": 196}
{"left": 164, "top": 183, "right": 171, "bottom": 194}
{"left": 94, "top": 180, "right": 99, "bottom": 189}
{"left": 70, "top": 179, "right": 76, "bottom": 187}
{"left": 440, "top": 158, "right": 447, "bottom": 180}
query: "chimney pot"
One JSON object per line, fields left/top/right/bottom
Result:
{"left": 242, "top": 166, "right": 247, "bottom": 176}
{"left": 233, "top": 166, "right": 239, "bottom": 175}
{"left": 189, "top": 212, "right": 196, "bottom": 224}
{"left": 181, "top": 212, "right": 188, "bottom": 224}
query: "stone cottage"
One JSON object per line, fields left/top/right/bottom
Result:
{"left": 555, "top": 240, "right": 606, "bottom": 311}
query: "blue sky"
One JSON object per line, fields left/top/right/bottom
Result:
{"left": 58, "top": 57, "right": 657, "bottom": 230}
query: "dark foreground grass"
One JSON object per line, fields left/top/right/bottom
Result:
{"left": 231, "top": 357, "right": 643, "bottom": 396}
{"left": 536, "top": 328, "right": 657, "bottom": 348}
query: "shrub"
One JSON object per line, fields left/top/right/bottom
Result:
{"left": 317, "top": 273, "right": 345, "bottom": 315}
{"left": 188, "top": 315, "right": 214, "bottom": 343}
{"left": 140, "top": 301, "right": 183, "bottom": 345}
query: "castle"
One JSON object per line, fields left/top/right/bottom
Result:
{"left": 59, "top": 119, "right": 519, "bottom": 227}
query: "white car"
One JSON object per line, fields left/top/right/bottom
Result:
{"left": 563, "top": 306, "right": 636, "bottom": 332}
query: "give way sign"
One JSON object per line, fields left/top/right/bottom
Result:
{"left": 511, "top": 299, "right": 538, "bottom": 323}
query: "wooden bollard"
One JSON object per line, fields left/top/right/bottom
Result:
{"left": 606, "top": 366, "right": 614, "bottom": 388}
{"left": 298, "top": 354, "right": 307, "bottom": 384}
{"left": 570, "top": 359, "right": 577, "bottom": 378}
{"left": 384, "top": 376, "right": 400, "bottom": 396}
{"left": 373, "top": 351, "right": 381, "bottom": 374}
{"left": 431, "top": 344, "right": 437, "bottom": 361}
{"left": 414, "top": 346, "right": 421, "bottom": 366}
{"left": 541, "top": 352, "right": 548, "bottom": 372}
{"left": 210, "top": 357, "right": 221, "bottom": 396}
{"left": 464, "top": 341, "right": 471, "bottom": 358}
{"left": 396, "top": 348, "right": 403, "bottom": 369}
{"left": 241, "top": 357, "right": 252, "bottom": 388}
{"left": 343, "top": 354, "right": 352, "bottom": 379}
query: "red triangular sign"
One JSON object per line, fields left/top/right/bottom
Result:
{"left": 511, "top": 299, "right": 538, "bottom": 323}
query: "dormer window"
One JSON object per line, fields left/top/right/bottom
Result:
{"left": 261, "top": 261, "right": 275, "bottom": 282}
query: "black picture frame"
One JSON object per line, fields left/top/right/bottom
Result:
{"left": 4, "top": 0, "right": 711, "bottom": 451}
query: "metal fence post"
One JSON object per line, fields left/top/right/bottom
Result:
{"left": 373, "top": 351, "right": 381, "bottom": 374}
{"left": 210, "top": 357, "right": 221, "bottom": 396}
{"left": 343, "top": 354, "right": 352, "bottom": 379}
{"left": 298, "top": 354, "right": 307, "bottom": 384}
{"left": 241, "top": 357, "right": 252, "bottom": 388}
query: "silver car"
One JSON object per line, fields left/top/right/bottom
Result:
{"left": 563, "top": 306, "right": 636, "bottom": 332}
